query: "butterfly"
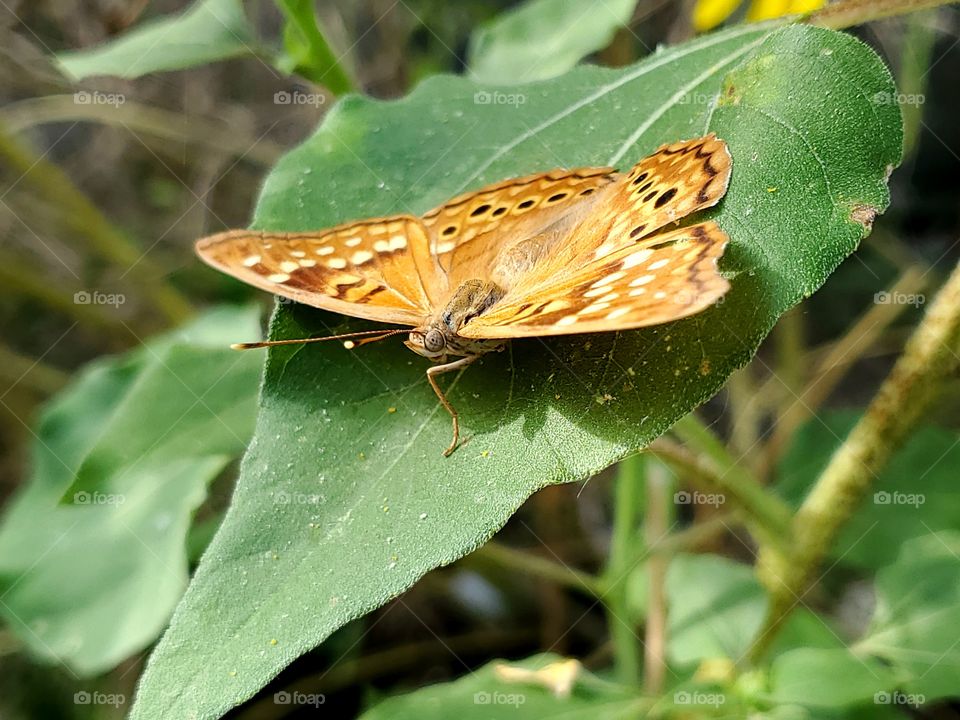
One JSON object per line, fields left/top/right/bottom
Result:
{"left": 196, "top": 134, "right": 733, "bottom": 456}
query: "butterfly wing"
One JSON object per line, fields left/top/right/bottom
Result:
{"left": 531, "top": 134, "right": 732, "bottom": 279}
{"left": 195, "top": 215, "right": 443, "bottom": 326}
{"left": 422, "top": 167, "right": 617, "bottom": 288}
{"left": 458, "top": 222, "right": 729, "bottom": 338}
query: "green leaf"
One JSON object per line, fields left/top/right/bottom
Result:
{"left": 0, "top": 307, "right": 261, "bottom": 675}
{"left": 130, "top": 24, "right": 901, "bottom": 719}
{"left": 776, "top": 412, "right": 960, "bottom": 569}
{"left": 56, "top": 0, "right": 255, "bottom": 80}
{"left": 767, "top": 648, "right": 893, "bottom": 708}
{"left": 358, "top": 653, "right": 642, "bottom": 719}
{"left": 274, "top": 0, "right": 354, "bottom": 94}
{"left": 665, "top": 554, "right": 842, "bottom": 666}
{"left": 667, "top": 554, "right": 767, "bottom": 665}
{"left": 857, "top": 532, "right": 960, "bottom": 701}
{"left": 467, "top": 0, "right": 638, "bottom": 84}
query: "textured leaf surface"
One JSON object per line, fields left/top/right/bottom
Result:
{"left": 467, "top": 0, "right": 638, "bottom": 84}
{"left": 130, "top": 24, "right": 901, "bottom": 719}
{"left": 0, "top": 307, "right": 260, "bottom": 674}
{"left": 56, "top": 0, "right": 254, "bottom": 80}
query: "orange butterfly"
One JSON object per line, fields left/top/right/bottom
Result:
{"left": 196, "top": 134, "right": 732, "bottom": 455}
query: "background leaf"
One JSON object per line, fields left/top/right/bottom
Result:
{"left": 857, "top": 532, "right": 960, "bottom": 700}
{"left": 130, "top": 24, "right": 901, "bottom": 719}
{"left": 0, "top": 307, "right": 260, "bottom": 674}
{"left": 55, "top": 0, "right": 255, "bottom": 81}
{"left": 467, "top": 0, "right": 638, "bottom": 84}
{"left": 359, "top": 653, "right": 641, "bottom": 719}
{"left": 767, "top": 648, "right": 893, "bottom": 708}
{"left": 776, "top": 412, "right": 960, "bottom": 569}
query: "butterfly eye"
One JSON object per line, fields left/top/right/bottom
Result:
{"left": 424, "top": 329, "right": 445, "bottom": 353}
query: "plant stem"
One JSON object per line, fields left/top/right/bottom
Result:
{"left": 751, "top": 260, "right": 960, "bottom": 661}
{"left": 643, "top": 461, "right": 670, "bottom": 695}
{"left": 604, "top": 452, "right": 645, "bottom": 687}
{"left": 763, "top": 266, "right": 928, "bottom": 475}
{"left": 276, "top": 0, "right": 356, "bottom": 94}
{"left": 469, "top": 542, "right": 603, "bottom": 597}
{"left": 665, "top": 416, "right": 793, "bottom": 550}
{"left": 0, "top": 120, "right": 193, "bottom": 324}
{"left": 807, "top": 0, "right": 959, "bottom": 29}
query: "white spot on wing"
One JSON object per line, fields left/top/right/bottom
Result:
{"left": 315, "top": 246, "right": 334, "bottom": 256}
{"left": 623, "top": 249, "right": 653, "bottom": 268}
{"left": 388, "top": 235, "right": 407, "bottom": 251}
{"left": 267, "top": 273, "right": 289, "bottom": 283}
{"left": 648, "top": 258, "right": 669, "bottom": 271}
{"left": 242, "top": 255, "right": 261, "bottom": 267}
{"left": 607, "top": 307, "right": 630, "bottom": 320}
{"left": 328, "top": 258, "right": 347, "bottom": 269}
{"left": 344, "top": 237, "right": 362, "bottom": 247}
{"left": 280, "top": 261, "right": 299, "bottom": 273}
{"left": 630, "top": 274, "right": 655, "bottom": 287}
{"left": 556, "top": 315, "right": 578, "bottom": 326}
{"left": 350, "top": 250, "right": 373, "bottom": 265}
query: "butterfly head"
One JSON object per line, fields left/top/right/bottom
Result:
{"left": 405, "top": 328, "right": 448, "bottom": 360}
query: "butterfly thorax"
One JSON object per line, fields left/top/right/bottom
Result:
{"left": 405, "top": 279, "right": 505, "bottom": 362}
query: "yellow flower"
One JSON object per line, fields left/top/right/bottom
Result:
{"left": 693, "top": 0, "right": 825, "bottom": 31}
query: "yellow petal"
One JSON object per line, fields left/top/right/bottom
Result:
{"left": 693, "top": 0, "right": 744, "bottom": 32}
{"left": 789, "top": 0, "right": 826, "bottom": 13}
{"left": 746, "top": 0, "right": 792, "bottom": 21}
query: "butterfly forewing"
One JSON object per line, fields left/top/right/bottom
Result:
{"left": 459, "top": 221, "right": 729, "bottom": 338}
{"left": 195, "top": 216, "right": 444, "bottom": 326}
{"left": 530, "top": 134, "right": 732, "bottom": 281}
{"left": 422, "top": 167, "right": 617, "bottom": 288}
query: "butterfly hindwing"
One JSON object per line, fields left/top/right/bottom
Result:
{"left": 458, "top": 222, "right": 729, "bottom": 338}
{"left": 195, "top": 215, "right": 443, "bottom": 326}
{"left": 422, "top": 167, "right": 617, "bottom": 288}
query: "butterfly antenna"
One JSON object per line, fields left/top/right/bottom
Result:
{"left": 231, "top": 328, "right": 407, "bottom": 351}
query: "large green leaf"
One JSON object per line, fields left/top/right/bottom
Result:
{"left": 56, "top": 0, "right": 254, "bottom": 80}
{"left": 776, "top": 412, "right": 960, "bottom": 569}
{"left": 467, "top": 0, "right": 638, "bottom": 84}
{"left": 0, "top": 307, "right": 260, "bottom": 675}
{"left": 857, "top": 532, "right": 960, "bottom": 701}
{"left": 130, "top": 24, "right": 901, "bottom": 719}
{"left": 767, "top": 648, "right": 893, "bottom": 708}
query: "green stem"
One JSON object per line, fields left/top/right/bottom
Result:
{"left": 643, "top": 461, "right": 670, "bottom": 694}
{"left": 0, "top": 119, "right": 193, "bottom": 324}
{"left": 469, "top": 542, "right": 603, "bottom": 598}
{"left": 603, "top": 452, "right": 645, "bottom": 687}
{"left": 806, "top": 0, "right": 959, "bottom": 28}
{"left": 667, "top": 415, "right": 793, "bottom": 550}
{"left": 750, "top": 260, "right": 960, "bottom": 661}
{"left": 275, "top": 0, "right": 356, "bottom": 94}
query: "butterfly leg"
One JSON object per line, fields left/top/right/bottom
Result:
{"left": 426, "top": 355, "right": 478, "bottom": 457}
